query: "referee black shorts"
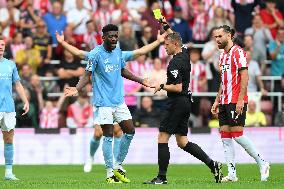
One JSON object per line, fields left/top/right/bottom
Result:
{"left": 218, "top": 103, "right": 248, "bottom": 127}
{"left": 159, "top": 96, "right": 191, "bottom": 136}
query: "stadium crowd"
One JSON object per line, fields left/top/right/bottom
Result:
{"left": 0, "top": 0, "right": 283, "bottom": 129}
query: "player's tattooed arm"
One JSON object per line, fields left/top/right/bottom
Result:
{"left": 76, "top": 71, "right": 91, "bottom": 91}
{"left": 121, "top": 68, "right": 150, "bottom": 87}
{"left": 236, "top": 69, "right": 249, "bottom": 115}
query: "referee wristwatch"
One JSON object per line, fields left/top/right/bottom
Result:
{"left": 160, "top": 84, "right": 164, "bottom": 89}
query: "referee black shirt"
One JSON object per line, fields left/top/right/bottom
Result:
{"left": 166, "top": 46, "right": 191, "bottom": 98}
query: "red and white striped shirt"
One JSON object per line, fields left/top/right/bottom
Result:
{"left": 219, "top": 45, "right": 248, "bottom": 104}
{"left": 190, "top": 61, "right": 206, "bottom": 92}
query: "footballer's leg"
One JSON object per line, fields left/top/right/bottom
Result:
{"left": 144, "top": 132, "right": 170, "bottom": 184}
{"left": 176, "top": 134, "right": 223, "bottom": 183}
{"left": 230, "top": 104, "right": 269, "bottom": 182}
{"left": 113, "top": 119, "right": 135, "bottom": 183}
{"left": 102, "top": 124, "right": 121, "bottom": 183}
{"left": 2, "top": 130, "right": 18, "bottom": 181}
{"left": 220, "top": 126, "right": 238, "bottom": 182}
{"left": 84, "top": 124, "right": 103, "bottom": 173}
{"left": 113, "top": 123, "right": 123, "bottom": 162}
{"left": 231, "top": 126, "right": 269, "bottom": 182}
{"left": 1, "top": 113, "right": 18, "bottom": 181}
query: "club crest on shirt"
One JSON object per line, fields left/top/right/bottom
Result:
{"left": 104, "top": 59, "right": 110, "bottom": 64}
{"left": 170, "top": 70, "right": 178, "bottom": 78}
{"left": 221, "top": 64, "right": 230, "bottom": 73}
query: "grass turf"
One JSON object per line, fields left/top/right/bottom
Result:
{"left": 0, "top": 164, "right": 283, "bottom": 189}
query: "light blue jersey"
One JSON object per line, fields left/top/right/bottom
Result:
{"left": 0, "top": 58, "right": 20, "bottom": 112}
{"left": 122, "top": 51, "right": 134, "bottom": 62}
{"left": 85, "top": 45, "right": 130, "bottom": 107}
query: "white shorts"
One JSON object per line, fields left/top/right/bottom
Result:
{"left": 0, "top": 112, "right": 16, "bottom": 132}
{"left": 93, "top": 103, "right": 132, "bottom": 125}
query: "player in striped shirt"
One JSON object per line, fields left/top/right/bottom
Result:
{"left": 211, "top": 25, "right": 270, "bottom": 182}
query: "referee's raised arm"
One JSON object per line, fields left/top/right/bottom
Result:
{"left": 159, "top": 16, "right": 174, "bottom": 34}
{"left": 55, "top": 31, "right": 87, "bottom": 60}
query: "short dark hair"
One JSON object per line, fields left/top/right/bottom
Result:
{"left": 102, "top": 24, "right": 119, "bottom": 34}
{"left": 217, "top": 25, "right": 235, "bottom": 38}
{"left": 165, "top": 32, "right": 182, "bottom": 46}
{"left": 0, "top": 36, "right": 4, "bottom": 41}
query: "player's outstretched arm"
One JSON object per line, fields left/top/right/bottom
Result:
{"left": 56, "top": 31, "right": 87, "bottom": 60}
{"left": 121, "top": 68, "right": 151, "bottom": 87}
{"left": 15, "top": 81, "right": 29, "bottom": 115}
{"left": 132, "top": 30, "right": 166, "bottom": 59}
{"left": 64, "top": 71, "right": 91, "bottom": 97}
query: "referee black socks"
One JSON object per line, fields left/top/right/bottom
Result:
{"left": 158, "top": 143, "right": 170, "bottom": 177}
{"left": 182, "top": 142, "right": 214, "bottom": 170}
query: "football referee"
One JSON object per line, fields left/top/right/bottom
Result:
{"left": 144, "top": 18, "right": 223, "bottom": 184}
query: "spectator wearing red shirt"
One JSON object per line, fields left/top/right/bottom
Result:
{"left": 260, "top": 0, "right": 284, "bottom": 39}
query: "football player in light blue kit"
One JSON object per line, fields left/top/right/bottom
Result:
{"left": 56, "top": 24, "right": 151, "bottom": 183}
{"left": 0, "top": 37, "right": 29, "bottom": 180}
{"left": 83, "top": 31, "right": 166, "bottom": 174}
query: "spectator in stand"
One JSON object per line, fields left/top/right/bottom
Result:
{"left": 246, "top": 100, "right": 267, "bottom": 127}
{"left": 112, "top": 0, "right": 142, "bottom": 27}
{"left": 32, "top": 20, "right": 53, "bottom": 75}
{"left": 243, "top": 34, "right": 267, "bottom": 73}
{"left": 43, "top": 1, "right": 67, "bottom": 45}
{"left": 268, "top": 27, "right": 284, "bottom": 77}
{"left": 169, "top": 6, "right": 192, "bottom": 44}
{"left": 124, "top": 62, "right": 142, "bottom": 114}
{"left": 66, "top": 0, "right": 91, "bottom": 46}
{"left": 190, "top": 48, "right": 210, "bottom": 127}
{"left": 57, "top": 49, "right": 84, "bottom": 90}
{"left": 133, "top": 96, "right": 161, "bottom": 128}
{"left": 260, "top": 0, "right": 284, "bottom": 39}
{"left": 190, "top": 48, "right": 207, "bottom": 93}
{"left": 127, "top": 54, "right": 152, "bottom": 78}
{"left": 207, "top": 6, "right": 232, "bottom": 33}
{"left": 15, "top": 36, "right": 41, "bottom": 74}
{"left": 137, "top": 26, "right": 159, "bottom": 58}
{"left": 143, "top": 58, "right": 167, "bottom": 108}
{"left": 63, "top": 0, "right": 92, "bottom": 13}
{"left": 119, "top": 22, "right": 138, "bottom": 51}
{"left": 191, "top": 0, "right": 209, "bottom": 43}
{"left": 66, "top": 91, "right": 93, "bottom": 128}
{"left": 201, "top": 27, "right": 221, "bottom": 92}
{"left": 277, "top": 0, "right": 284, "bottom": 16}
{"left": 83, "top": 20, "right": 102, "bottom": 51}
{"left": 42, "top": 69, "right": 60, "bottom": 94}
{"left": 15, "top": 89, "right": 38, "bottom": 128}
{"left": 245, "top": 49, "right": 268, "bottom": 95}
{"left": 39, "top": 94, "right": 66, "bottom": 129}
{"left": 19, "top": 63, "right": 33, "bottom": 89}
{"left": 245, "top": 14, "right": 273, "bottom": 66}
{"left": 93, "top": 0, "right": 114, "bottom": 32}
{"left": 0, "top": 0, "right": 20, "bottom": 40}
{"left": 141, "top": 0, "right": 161, "bottom": 40}
{"left": 232, "top": 0, "right": 261, "bottom": 36}
{"left": 19, "top": 0, "right": 41, "bottom": 37}
{"left": 4, "top": 32, "right": 25, "bottom": 60}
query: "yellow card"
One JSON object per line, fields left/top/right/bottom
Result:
{"left": 153, "top": 9, "right": 162, "bottom": 20}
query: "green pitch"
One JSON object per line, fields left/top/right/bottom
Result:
{"left": 0, "top": 164, "right": 283, "bottom": 189}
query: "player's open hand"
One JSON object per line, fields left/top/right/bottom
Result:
{"left": 141, "top": 78, "right": 152, "bottom": 87}
{"left": 64, "top": 87, "right": 78, "bottom": 97}
{"left": 22, "top": 102, "right": 30, "bottom": 116}
{"left": 211, "top": 101, "right": 219, "bottom": 115}
{"left": 55, "top": 31, "right": 64, "bottom": 44}
{"left": 236, "top": 100, "right": 244, "bottom": 116}
{"left": 157, "top": 30, "right": 166, "bottom": 43}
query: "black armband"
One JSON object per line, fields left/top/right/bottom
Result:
{"left": 163, "top": 24, "right": 170, "bottom": 31}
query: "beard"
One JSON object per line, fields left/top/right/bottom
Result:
{"left": 217, "top": 40, "right": 228, "bottom": 49}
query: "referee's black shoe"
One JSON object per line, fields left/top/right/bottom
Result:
{"left": 143, "top": 177, "right": 168, "bottom": 184}
{"left": 211, "top": 161, "right": 223, "bottom": 183}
